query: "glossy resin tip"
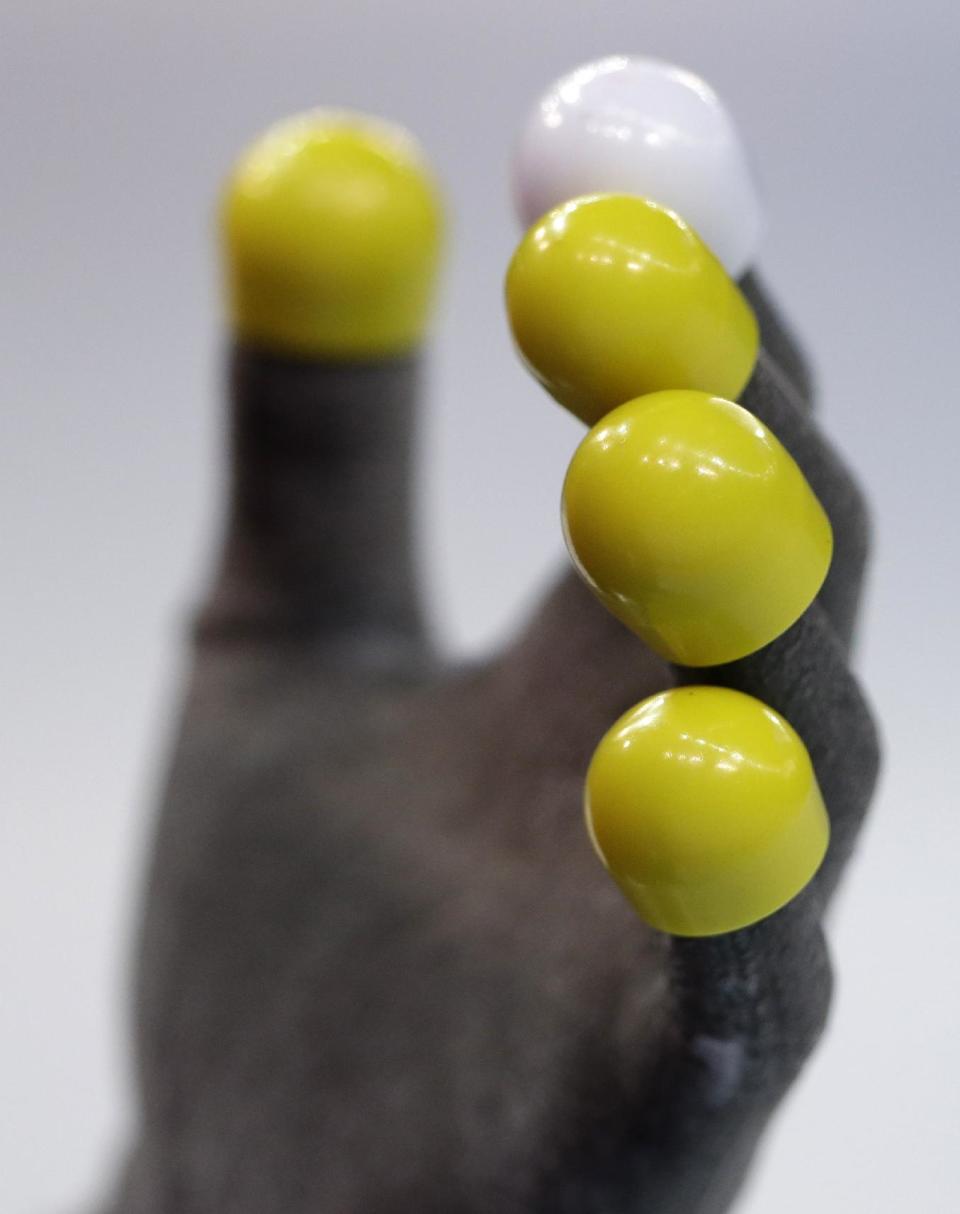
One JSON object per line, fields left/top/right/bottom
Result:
{"left": 513, "top": 56, "right": 762, "bottom": 278}
{"left": 222, "top": 111, "right": 443, "bottom": 359}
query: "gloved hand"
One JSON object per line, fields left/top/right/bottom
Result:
{"left": 109, "top": 60, "right": 879, "bottom": 1214}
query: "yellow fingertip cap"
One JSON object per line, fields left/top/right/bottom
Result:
{"left": 586, "top": 687, "right": 829, "bottom": 937}
{"left": 222, "top": 111, "right": 443, "bottom": 359}
{"left": 505, "top": 194, "right": 759, "bottom": 426}
{"left": 562, "top": 390, "right": 832, "bottom": 666}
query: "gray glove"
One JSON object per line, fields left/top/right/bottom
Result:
{"left": 107, "top": 74, "right": 878, "bottom": 1214}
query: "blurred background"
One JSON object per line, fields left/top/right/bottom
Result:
{"left": 2, "top": 1, "right": 958, "bottom": 1210}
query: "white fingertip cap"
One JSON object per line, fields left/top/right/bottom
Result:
{"left": 512, "top": 56, "right": 763, "bottom": 279}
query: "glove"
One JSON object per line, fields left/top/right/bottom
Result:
{"left": 107, "top": 59, "right": 879, "bottom": 1214}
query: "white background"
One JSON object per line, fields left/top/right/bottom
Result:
{"left": 2, "top": 2, "right": 958, "bottom": 1210}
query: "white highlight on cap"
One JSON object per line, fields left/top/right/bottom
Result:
{"left": 512, "top": 56, "right": 763, "bottom": 279}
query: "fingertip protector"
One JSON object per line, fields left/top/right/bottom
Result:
{"left": 586, "top": 686, "right": 829, "bottom": 937}
{"left": 505, "top": 195, "right": 758, "bottom": 425}
{"left": 222, "top": 111, "right": 443, "bottom": 358}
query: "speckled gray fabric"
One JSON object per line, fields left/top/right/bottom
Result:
{"left": 104, "top": 296, "right": 879, "bottom": 1213}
